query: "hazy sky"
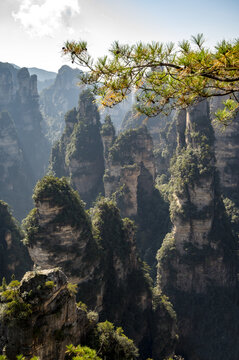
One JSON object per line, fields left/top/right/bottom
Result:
{"left": 0, "top": 0, "right": 238, "bottom": 72}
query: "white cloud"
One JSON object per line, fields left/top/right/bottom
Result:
{"left": 12, "top": 0, "right": 80, "bottom": 37}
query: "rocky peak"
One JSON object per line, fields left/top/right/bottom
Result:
{"left": 0, "top": 63, "right": 50, "bottom": 219}
{"left": 159, "top": 101, "right": 235, "bottom": 293}
{"left": 101, "top": 115, "right": 116, "bottom": 166}
{"left": 77, "top": 89, "right": 100, "bottom": 125}
{"left": 0, "top": 268, "right": 94, "bottom": 360}
{"left": 55, "top": 65, "right": 82, "bottom": 90}
{"left": 0, "top": 64, "right": 16, "bottom": 107}
{"left": 40, "top": 65, "right": 82, "bottom": 143}
{"left": 17, "top": 68, "right": 38, "bottom": 104}
{"left": 24, "top": 176, "right": 98, "bottom": 284}
{"left": 0, "top": 111, "right": 34, "bottom": 219}
{"left": 102, "top": 124, "right": 169, "bottom": 274}
{"left": 23, "top": 178, "right": 177, "bottom": 359}
{"left": 157, "top": 100, "right": 238, "bottom": 359}
{"left": 104, "top": 126, "right": 155, "bottom": 217}
{"left": 50, "top": 90, "right": 105, "bottom": 207}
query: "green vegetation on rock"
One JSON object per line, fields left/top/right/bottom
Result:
{"left": 0, "top": 279, "right": 32, "bottom": 322}
{"left": 101, "top": 115, "right": 116, "bottom": 137}
{"left": 50, "top": 90, "right": 105, "bottom": 207}
{"left": 109, "top": 127, "right": 147, "bottom": 165}
{"left": 23, "top": 175, "right": 92, "bottom": 245}
{"left": 92, "top": 198, "right": 131, "bottom": 259}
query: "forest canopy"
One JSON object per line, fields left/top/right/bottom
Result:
{"left": 63, "top": 34, "right": 239, "bottom": 124}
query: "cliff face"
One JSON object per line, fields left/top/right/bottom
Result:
{"left": 159, "top": 103, "right": 235, "bottom": 293}
{"left": 90, "top": 200, "right": 152, "bottom": 350}
{"left": 0, "top": 200, "right": 32, "bottom": 282}
{"left": 0, "top": 63, "right": 50, "bottom": 219}
{"left": 121, "top": 110, "right": 177, "bottom": 177}
{"left": 15, "top": 68, "right": 49, "bottom": 181}
{"left": 23, "top": 176, "right": 98, "bottom": 285}
{"left": 28, "top": 67, "right": 56, "bottom": 93}
{"left": 104, "top": 126, "right": 170, "bottom": 274}
{"left": 104, "top": 126, "right": 155, "bottom": 217}
{"left": 3, "top": 65, "right": 49, "bottom": 180}
{"left": 101, "top": 115, "right": 116, "bottom": 169}
{"left": 91, "top": 198, "right": 177, "bottom": 360}
{"left": 0, "top": 64, "right": 18, "bottom": 106}
{"left": 50, "top": 90, "right": 105, "bottom": 207}
{"left": 23, "top": 176, "right": 177, "bottom": 359}
{"left": 0, "top": 112, "right": 34, "bottom": 218}
{"left": 0, "top": 268, "right": 95, "bottom": 360}
{"left": 157, "top": 101, "right": 238, "bottom": 360}
{"left": 211, "top": 98, "right": 239, "bottom": 203}
{"left": 40, "top": 65, "right": 82, "bottom": 143}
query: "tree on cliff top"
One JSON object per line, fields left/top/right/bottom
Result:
{"left": 63, "top": 34, "right": 239, "bottom": 124}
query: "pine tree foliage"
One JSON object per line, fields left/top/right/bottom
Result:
{"left": 63, "top": 35, "right": 239, "bottom": 123}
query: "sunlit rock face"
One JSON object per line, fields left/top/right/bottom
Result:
{"left": 0, "top": 268, "right": 95, "bottom": 360}
{"left": 120, "top": 109, "right": 177, "bottom": 178}
{"left": 28, "top": 205, "right": 97, "bottom": 285}
{"left": 25, "top": 177, "right": 98, "bottom": 286}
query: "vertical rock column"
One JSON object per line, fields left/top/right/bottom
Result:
{"left": 157, "top": 100, "right": 238, "bottom": 360}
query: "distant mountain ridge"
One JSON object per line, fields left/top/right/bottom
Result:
{"left": 28, "top": 67, "right": 57, "bottom": 81}
{"left": 10, "top": 62, "right": 57, "bottom": 92}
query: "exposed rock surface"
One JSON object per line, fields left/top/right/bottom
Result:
{"left": 0, "top": 200, "right": 32, "bottom": 282}
{"left": 157, "top": 101, "right": 239, "bottom": 360}
{"left": 103, "top": 126, "right": 170, "bottom": 273}
{"left": 100, "top": 115, "right": 116, "bottom": 169}
{"left": 6, "top": 66, "right": 49, "bottom": 180}
{"left": 121, "top": 110, "right": 177, "bottom": 177}
{"left": 50, "top": 90, "right": 105, "bottom": 207}
{"left": 0, "top": 64, "right": 18, "bottom": 106}
{"left": 104, "top": 126, "right": 155, "bottom": 217}
{"left": 28, "top": 67, "right": 56, "bottom": 93}
{"left": 23, "top": 176, "right": 97, "bottom": 285}
{"left": 23, "top": 176, "right": 177, "bottom": 359}
{"left": 0, "top": 268, "right": 96, "bottom": 360}
{"left": 0, "top": 62, "right": 50, "bottom": 219}
{"left": 0, "top": 112, "right": 33, "bottom": 218}
{"left": 40, "top": 65, "right": 82, "bottom": 143}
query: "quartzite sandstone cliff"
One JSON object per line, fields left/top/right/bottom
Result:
{"left": 23, "top": 175, "right": 177, "bottom": 359}
{"left": 0, "top": 268, "right": 96, "bottom": 360}
{"left": 50, "top": 90, "right": 105, "bottom": 207}
{"left": 0, "top": 62, "right": 49, "bottom": 218}
{"left": 157, "top": 100, "right": 238, "bottom": 360}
